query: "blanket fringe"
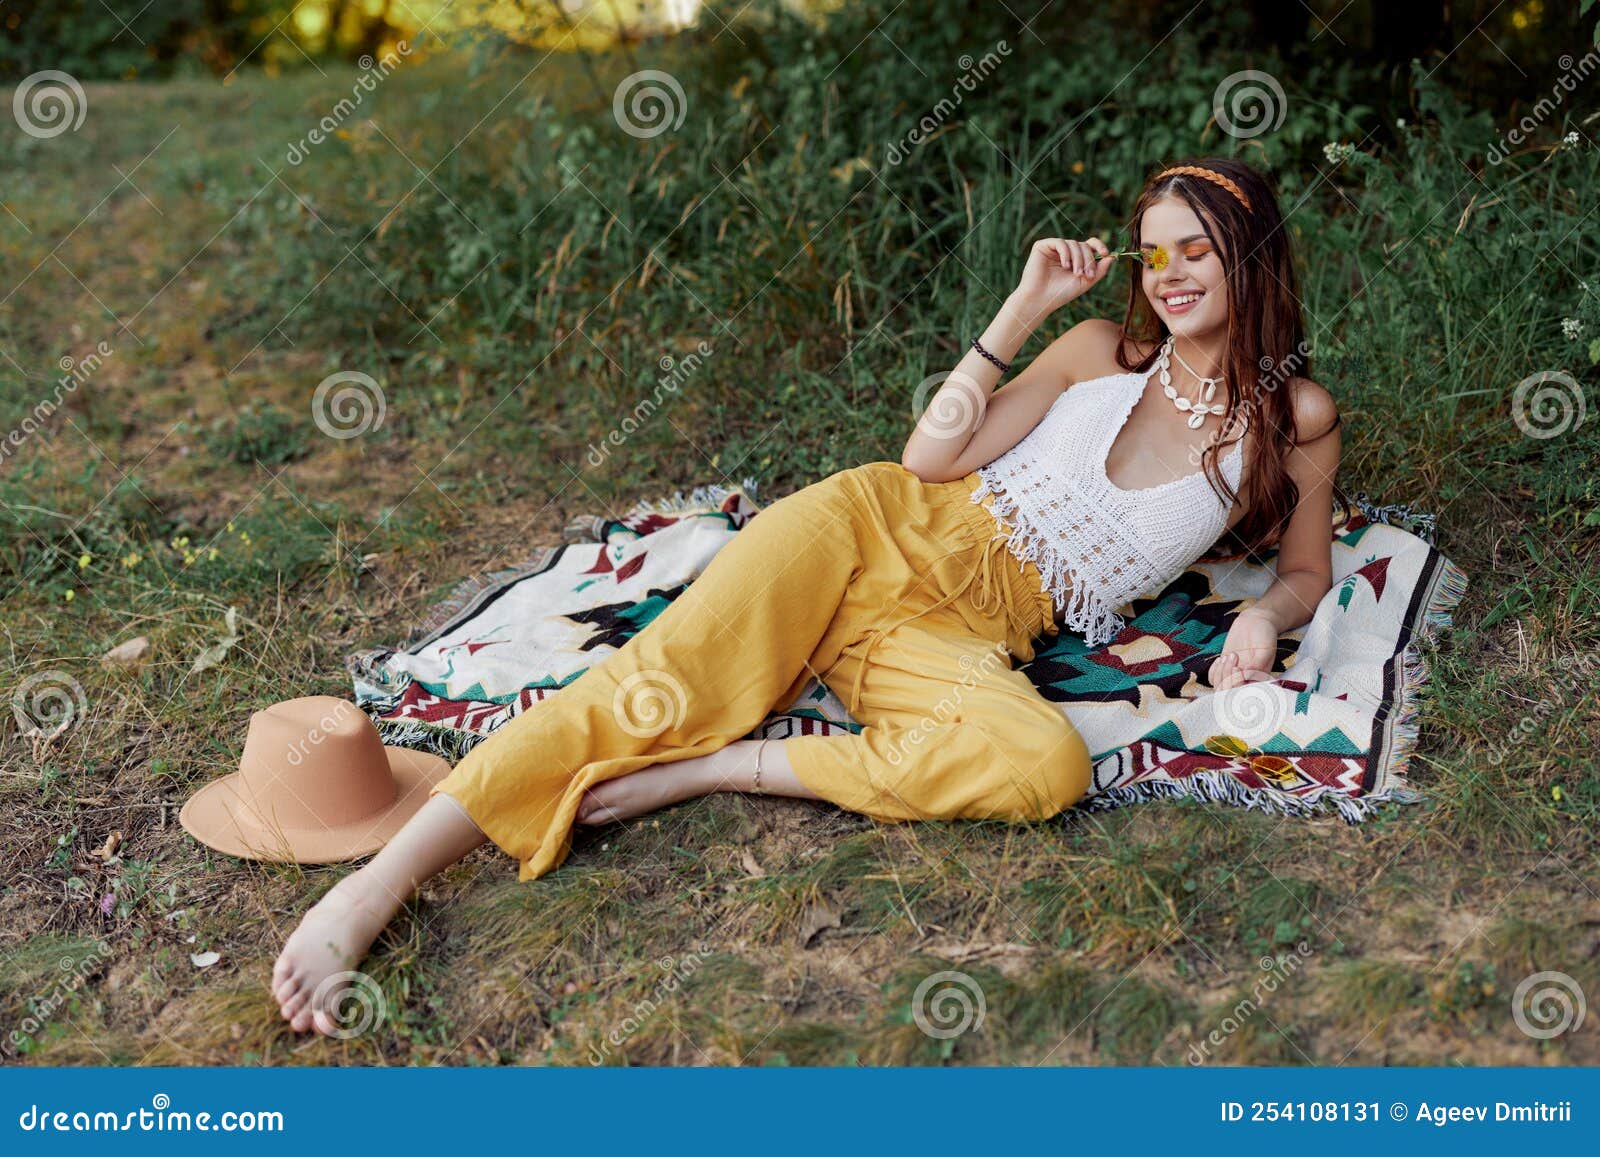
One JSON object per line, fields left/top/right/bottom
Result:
{"left": 1080, "top": 767, "right": 1418, "bottom": 824}
{"left": 627, "top": 477, "right": 759, "bottom": 515}
{"left": 1351, "top": 490, "right": 1438, "bottom": 544}
{"left": 565, "top": 478, "right": 761, "bottom": 543}
{"left": 368, "top": 714, "right": 492, "bottom": 763}
{"left": 1382, "top": 551, "right": 1469, "bottom": 794}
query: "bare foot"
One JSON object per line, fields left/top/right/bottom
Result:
{"left": 575, "top": 750, "right": 730, "bottom": 825}
{"left": 271, "top": 868, "right": 402, "bottom": 1036}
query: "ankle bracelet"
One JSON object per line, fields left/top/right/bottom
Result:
{"left": 753, "top": 737, "right": 771, "bottom": 794}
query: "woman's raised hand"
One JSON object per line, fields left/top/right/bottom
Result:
{"left": 1012, "top": 236, "right": 1112, "bottom": 319}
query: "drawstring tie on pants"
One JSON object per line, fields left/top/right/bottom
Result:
{"left": 845, "top": 529, "right": 1037, "bottom": 718}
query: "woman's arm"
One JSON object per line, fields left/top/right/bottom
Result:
{"left": 901, "top": 237, "right": 1113, "bottom": 483}
{"left": 1210, "top": 380, "right": 1341, "bottom": 690}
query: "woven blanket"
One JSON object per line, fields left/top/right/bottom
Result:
{"left": 347, "top": 481, "right": 1466, "bottom": 821}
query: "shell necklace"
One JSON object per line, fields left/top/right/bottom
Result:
{"left": 1155, "top": 336, "right": 1226, "bottom": 428}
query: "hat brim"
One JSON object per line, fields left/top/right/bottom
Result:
{"left": 179, "top": 745, "right": 452, "bottom": 864}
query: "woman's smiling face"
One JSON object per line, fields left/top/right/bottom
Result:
{"left": 1140, "top": 195, "right": 1229, "bottom": 339}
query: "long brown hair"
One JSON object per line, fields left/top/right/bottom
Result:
{"left": 1110, "top": 155, "right": 1345, "bottom": 561}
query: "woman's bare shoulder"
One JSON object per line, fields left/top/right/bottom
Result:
{"left": 1051, "top": 318, "right": 1146, "bottom": 387}
{"left": 1288, "top": 376, "right": 1339, "bottom": 442}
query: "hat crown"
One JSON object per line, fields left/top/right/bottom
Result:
{"left": 237, "top": 696, "right": 396, "bottom": 831}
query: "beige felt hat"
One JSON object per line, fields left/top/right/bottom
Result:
{"left": 180, "top": 695, "right": 451, "bottom": 863}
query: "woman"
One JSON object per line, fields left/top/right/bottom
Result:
{"left": 272, "top": 156, "right": 1341, "bottom": 1035}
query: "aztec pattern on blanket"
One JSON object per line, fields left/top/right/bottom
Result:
{"left": 346, "top": 481, "right": 1466, "bottom": 821}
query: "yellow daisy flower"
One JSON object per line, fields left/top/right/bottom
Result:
{"left": 1100, "top": 243, "right": 1169, "bottom": 270}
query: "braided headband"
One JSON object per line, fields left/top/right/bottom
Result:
{"left": 1154, "top": 165, "right": 1253, "bottom": 212}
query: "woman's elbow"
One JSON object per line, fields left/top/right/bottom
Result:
{"left": 899, "top": 445, "right": 941, "bottom": 482}
{"left": 899, "top": 450, "right": 964, "bottom": 484}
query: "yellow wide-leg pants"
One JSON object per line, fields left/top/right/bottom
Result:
{"left": 430, "top": 461, "right": 1092, "bottom": 881}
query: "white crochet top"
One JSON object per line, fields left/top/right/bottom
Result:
{"left": 970, "top": 365, "right": 1247, "bottom": 646}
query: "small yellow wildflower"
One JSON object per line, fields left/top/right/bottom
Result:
{"left": 208, "top": 547, "right": 220, "bottom": 562}
{"left": 239, "top": 531, "right": 252, "bottom": 546}
{"left": 1100, "top": 243, "right": 1169, "bottom": 270}
{"left": 182, "top": 550, "right": 197, "bottom": 566}
{"left": 170, "top": 535, "right": 190, "bottom": 550}
{"left": 1552, "top": 785, "right": 1564, "bottom": 802}
{"left": 226, "top": 521, "right": 236, "bottom": 534}
{"left": 64, "top": 589, "right": 75, "bottom": 602}
{"left": 77, "top": 553, "right": 91, "bottom": 569}
{"left": 121, "top": 552, "right": 142, "bottom": 569}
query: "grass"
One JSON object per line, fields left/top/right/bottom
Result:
{"left": 1, "top": 3, "right": 1597, "bottom": 1066}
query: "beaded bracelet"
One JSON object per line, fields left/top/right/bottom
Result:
{"left": 970, "top": 337, "right": 1010, "bottom": 374}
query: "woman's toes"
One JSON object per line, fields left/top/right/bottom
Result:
{"left": 280, "top": 986, "right": 309, "bottom": 1022}
{"left": 576, "top": 788, "right": 616, "bottom": 825}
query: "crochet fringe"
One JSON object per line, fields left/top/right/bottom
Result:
{"left": 970, "top": 472, "right": 1125, "bottom": 646}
